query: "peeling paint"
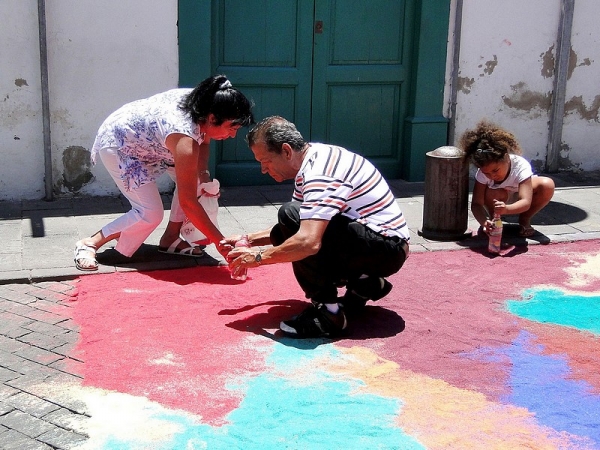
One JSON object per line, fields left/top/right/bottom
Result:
{"left": 457, "top": 76, "right": 475, "bottom": 94}
{"left": 530, "top": 159, "right": 545, "bottom": 173}
{"left": 61, "top": 146, "right": 93, "bottom": 192}
{"left": 567, "top": 47, "right": 578, "bottom": 80}
{"left": 558, "top": 142, "right": 580, "bottom": 171}
{"left": 483, "top": 55, "right": 498, "bottom": 76}
{"left": 564, "top": 95, "right": 600, "bottom": 122}
{"left": 14, "top": 78, "right": 28, "bottom": 87}
{"left": 541, "top": 46, "right": 555, "bottom": 79}
{"left": 502, "top": 82, "right": 552, "bottom": 115}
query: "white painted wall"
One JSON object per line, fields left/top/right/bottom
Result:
{"left": 0, "top": 0, "right": 178, "bottom": 200}
{"left": 49, "top": 0, "right": 179, "bottom": 196}
{"left": 0, "top": 0, "right": 46, "bottom": 200}
{"left": 561, "top": 2, "right": 600, "bottom": 171}
{"left": 1, "top": 1, "right": 598, "bottom": 201}
{"left": 448, "top": 0, "right": 600, "bottom": 173}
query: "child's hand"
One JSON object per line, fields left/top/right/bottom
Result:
{"left": 493, "top": 199, "right": 507, "bottom": 216}
{"left": 482, "top": 219, "right": 494, "bottom": 235}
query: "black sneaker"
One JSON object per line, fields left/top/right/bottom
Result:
{"left": 340, "top": 277, "right": 393, "bottom": 314}
{"left": 280, "top": 303, "right": 347, "bottom": 338}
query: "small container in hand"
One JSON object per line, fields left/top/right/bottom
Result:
{"left": 488, "top": 214, "right": 503, "bottom": 254}
{"left": 231, "top": 236, "right": 250, "bottom": 281}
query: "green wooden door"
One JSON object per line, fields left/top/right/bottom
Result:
{"left": 178, "top": 0, "right": 450, "bottom": 184}
{"left": 211, "top": 0, "right": 315, "bottom": 185}
{"left": 311, "top": 1, "right": 413, "bottom": 179}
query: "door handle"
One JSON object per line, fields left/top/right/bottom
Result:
{"left": 314, "top": 20, "right": 323, "bottom": 34}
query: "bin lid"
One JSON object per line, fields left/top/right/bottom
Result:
{"left": 426, "top": 146, "right": 464, "bottom": 158}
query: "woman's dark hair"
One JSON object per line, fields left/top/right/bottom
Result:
{"left": 246, "top": 116, "right": 307, "bottom": 154}
{"left": 179, "top": 75, "right": 254, "bottom": 127}
{"left": 460, "top": 119, "right": 522, "bottom": 168}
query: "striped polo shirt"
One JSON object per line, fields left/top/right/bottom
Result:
{"left": 293, "top": 143, "right": 410, "bottom": 241}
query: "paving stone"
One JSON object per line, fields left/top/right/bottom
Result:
{"left": 17, "top": 332, "right": 67, "bottom": 351}
{"left": 3, "top": 391, "right": 61, "bottom": 418}
{"left": 0, "top": 326, "right": 32, "bottom": 339}
{"left": 0, "top": 300, "right": 39, "bottom": 317}
{"left": 0, "top": 366, "right": 20, "bottom": 382}
{"left": 17, "top": 359, "right": 60, "bottom": 385}
{"left": 4, "top": 284, "right": 39, "bottom": 295}
{"left": 0, "top": 311, "right": 35, "bottom": 328}
{"left": 43, "top": 407, "right": 91, "bottom": 435}
{"left": 0, "top": 350, "right": 29, "bottom": 373}
{"left": 0, "top": 400, "right": 15, "bottom": 415}
{"left": 0, "top": 335, "right": 30, "bottom": 354}
{"left": 0, "top": 384, "right": 18, "bottom": 400}
{"left": 51, "top": 319, "right": 79, "bottom": 334}
{"left": 6, "top": 371, "right": 54, "bottom": 390}
{"left": 0, "top": 429, "right": 54, "bottom": 450}
{"left": 0, "top": 297, "right": 13, "bottom": 311}
{"left": 51, "top": 339, "right": 80, "bottom": 359}
{"left": 29, "top": 288, "right": 73, "bottom": 304}
{"left": 49, "top": 358, "right": 84, "bottom": 378}
{"left": 39, "top": 391, "right": 90, "bottom": 417}
{"left": 33, "top": 281, "right": 77, "bottom": 295}
{"left": 30, "top": 298, "right": 75, "bottom": 315}
{"left": 38, "top": 426, "right": 88, "bottom": 449}
{"left": 0, "top": 409, "right": 55, "bottom": 438}
{"left": 18, "top": 308, "right": 66, "bottom": 326}
{"left": 23, "top": 320, "right": 70, "bottom": 338}
{"left": 0, "top": 289, "right": 37, "bottom": 305}
{"left": 56, "top": 329, "right": 79, "bottom": 344}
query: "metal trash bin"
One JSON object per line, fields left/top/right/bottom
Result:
{"left": 419, "top": 146, "right": 470, "bottom": 241}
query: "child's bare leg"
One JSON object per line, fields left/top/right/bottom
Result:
{"left": 519, "top": 176, "right": 555, "bottom": 228}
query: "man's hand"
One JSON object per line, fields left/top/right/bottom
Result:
{"left": 227, "top": 247, "right": 262, "bottom": 272}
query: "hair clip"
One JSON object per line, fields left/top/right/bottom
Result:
{"left": 219, "top": 80, "right": 232, "bottom": 89}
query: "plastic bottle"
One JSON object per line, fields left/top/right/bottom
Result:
{"left": 488, "top": 213, "right": 503, "bottom": 254}
{"left": 231, "top": 235, "right": 250, "bottom": 281}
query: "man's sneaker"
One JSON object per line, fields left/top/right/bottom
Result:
{"left": 340, "top": 277, "right": 393, "bottom": 314}
{"left": 280, "top": 303, "right": 347, "bottom": 338}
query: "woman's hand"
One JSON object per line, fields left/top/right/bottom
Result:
{"left": 219, "top": 234, "right": 245, "bottom": 256}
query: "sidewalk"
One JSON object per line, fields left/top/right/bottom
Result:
{"left": 1, "top": 171, "right": 600, "bottom": 285}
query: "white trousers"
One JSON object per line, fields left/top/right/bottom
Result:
{"left": 98, "top": 147, "right": 186, "bottom": 257}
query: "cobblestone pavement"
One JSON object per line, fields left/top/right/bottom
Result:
{"left": 0, "top": 281, "right": 88, "bottom": 450}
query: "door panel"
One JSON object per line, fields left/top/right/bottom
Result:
{"left": 213, "top": 0, "right": 314, "bottom": 185}
{"left": 311, "top": 0, "right": 412, "bottom": 179}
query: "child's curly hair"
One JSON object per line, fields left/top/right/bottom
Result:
{"left": 460, "top": 120, "right": 522, "bottom": 168}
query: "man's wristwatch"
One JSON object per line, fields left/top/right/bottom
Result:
{"left": 255, "top": 249, "right": 263, "bottom": 265}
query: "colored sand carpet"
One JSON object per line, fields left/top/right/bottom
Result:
{"left": 55, "top": 240, "right": 600, "bottom": 449}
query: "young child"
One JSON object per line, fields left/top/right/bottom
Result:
{"left": 460, "top": 120, "right": 555, "bottom": 238}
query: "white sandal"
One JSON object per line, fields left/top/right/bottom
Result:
{"left": 158, "top": 237, "right": 204, "bottom": 257}
{"left": 74, "top": 242, "right": 98, "bottom": 271}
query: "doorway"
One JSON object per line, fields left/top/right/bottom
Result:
{"left": 179, "top": 0, "right": 450, "bottom": 184}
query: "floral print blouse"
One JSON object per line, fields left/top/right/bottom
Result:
{"left": 91, "top": 89, "right": 205, "bottom": 191}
